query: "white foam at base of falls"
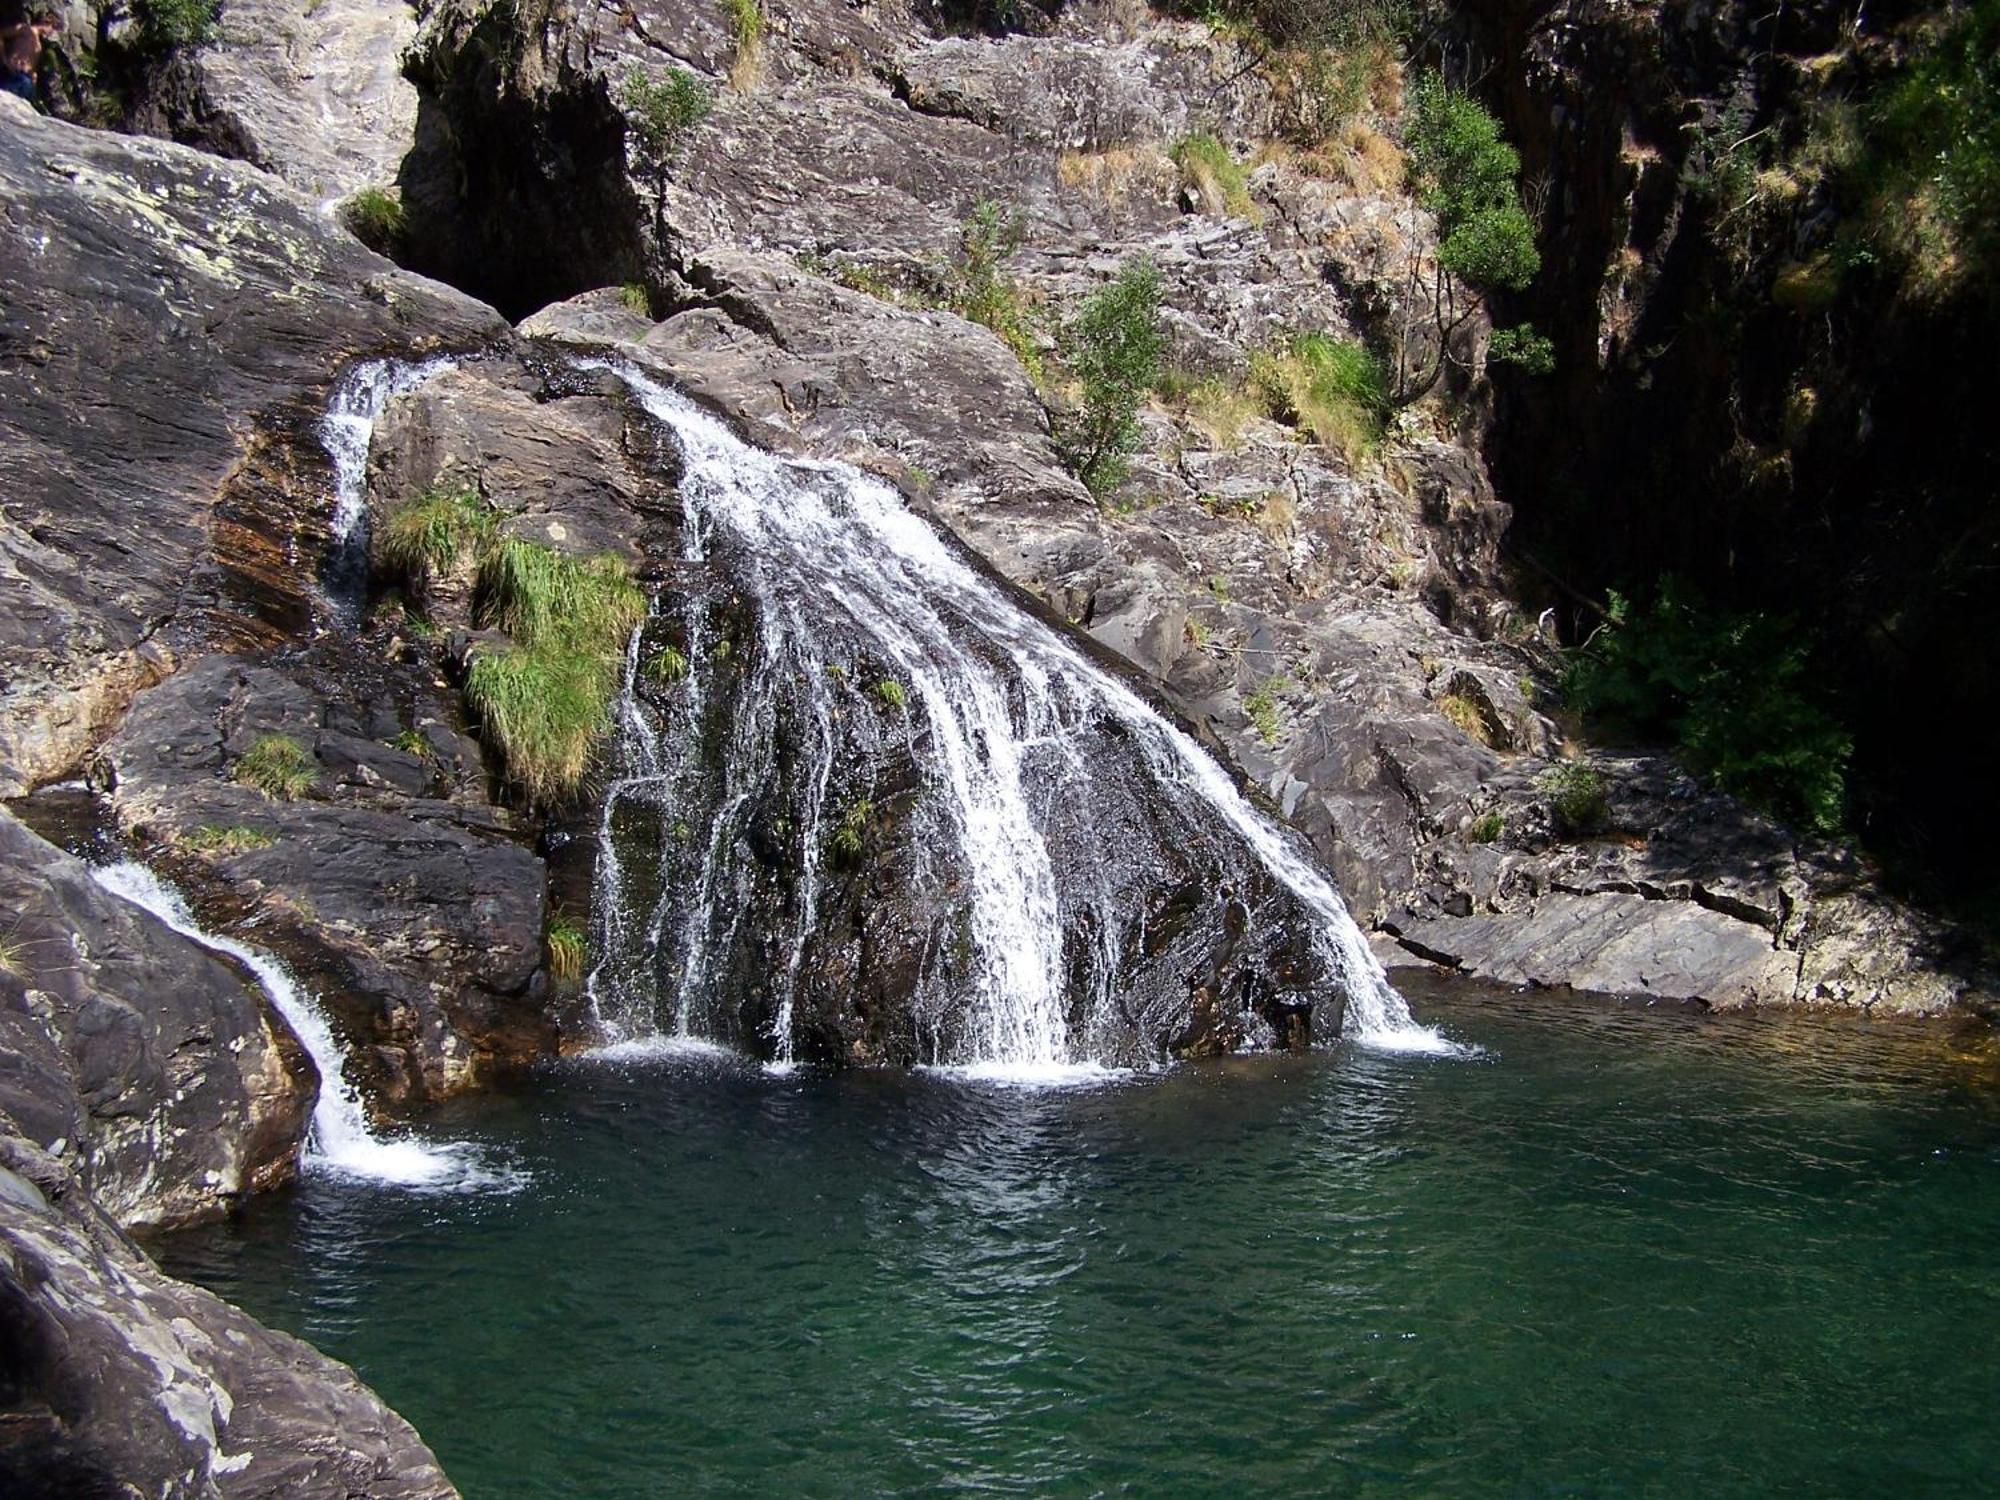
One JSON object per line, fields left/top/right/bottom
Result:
{"left": 596, "top": 363, "right": 1459, "bottom": 1063}
{"left": 92, "top": 861, "right": 522, "bottom": 1192}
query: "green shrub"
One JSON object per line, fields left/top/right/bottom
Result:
{"left": 830, "top": 797, "right": 873, "bottom": 860}
{"left": 234, "top": 735, "right": 317, "bottom": 801}
{"left": 1536, "top": 761, "right": 1606, "bottom": 836}
{"left": 724, "top": 0, "right": 764, "bottom": 87}
{"left": 183, "top": 824, "right": 275, "bottom": 853}
{"left": 1251, "top": 330, "right": 1387, "bottom": 456}
{"left": 872, "top": 678, "right": 907, "bottom": 710}
{"left": 1469, "top": 810, "right": 1503, "bottom": 843}
{"left": 340, "top": 188, "right": 406, "bottom": 255}
{"left": 135, "top": 0, "right": 218, "bottom": 48}
{"left": 1488, "top": 324, "right": 1555, "bottom": 374}
{"left": 1171, "top": 133, "right": 1258, "bottom": 220}
{"left": 545, "top": 913, "right": 587, "bottom": 984}
{"left": 620, "top": 282, "right": 652, "bottom": 315}
{"left": 1857, "top": 0, "right": 2000, "bottom": 296}
{"left": 622, "top": 68, "right": 714, "bottom": 222}
{"left": 1405, "top": 78, "right": 1540, "bottom": 295}
{"left": 382, "top": 487, "right": 493, "bottom": 584}
{"left": 1565, "top": 580, "right": 1850, "bottom": 833}
{"left": 944, "top": 201, "right": 1043, "bottom": 378}
{"left": 1055, "top": 258, "right": 1167, "bottom": 499}
{"left": 390, "top": 728, "right": 432, "bottom": 757}
{"left": 1244, "top": 674, "right": 1289, "bottom": 743}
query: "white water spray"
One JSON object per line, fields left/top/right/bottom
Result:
{"left": 92, "top": 861, "right": 518, "bottom": 1189}
{"left": 592, "top": 363, "right": 1454, "bottom": 1068}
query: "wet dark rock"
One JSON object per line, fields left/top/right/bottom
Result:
{"left": 97, "top": 655, "right": 551, "bottom": 1109}
{"left": 0, "top": 810, "right": 312, "bottom": 1229}
{"left": 0, "top": 1144, "right": 455, "bottom": 1499}
{"left": 0, "top": 100, "right": 505, "bottom": 800}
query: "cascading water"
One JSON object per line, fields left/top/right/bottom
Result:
{"left": 91, "top": 861, "right": 513, "bottom": 1188}
{"left": 584, "top": 361, "right": 1452, "bottom": 1075}
{"left": 319, "top": 355, "right": 458, "bottom": 614}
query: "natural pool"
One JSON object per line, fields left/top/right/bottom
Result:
{"left": 157, "top": 976, "right": 2000, "bottom": 1497}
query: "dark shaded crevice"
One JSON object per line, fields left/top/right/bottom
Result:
{"left": 396, "top": 22, "right": 647, "bottom": 322}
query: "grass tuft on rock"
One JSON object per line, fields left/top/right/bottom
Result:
{"left": 1171, "top": 134, "right": 1260, "bottom": 221}
{"left": 182, "top": 824, "right": 276, "bottom": 854}
{"left": 340, "top": 187, "right": 406, "bottom": 255}
{"left": 382, "top": 487, "right": 494, "bottom": 585}
{"left": 1251, "top": 331, "right": 1388, "bottom": 459}
{"left": 464, "top": 540, "right": 647, "bottom": 804}
{"left": 1536, "top": 761, "right": 1607, "bottom": 836}
{"left": 545, "top": 912, "right": 588, "bottom": 985}
{"left": 233, "top": 735, "right": 317, "bottom": 801}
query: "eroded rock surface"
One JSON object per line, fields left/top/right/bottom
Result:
{"left": 0, "top": 97, "right": 504, "bottom": 799}
{"left": 0, "top": 810, "right": 311, "bottom": 1228}
{"left": 1, "top": 1145, "right": 454, "bottom": 1499}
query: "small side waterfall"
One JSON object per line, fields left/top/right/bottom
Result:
{"left": 585, "top": 363, "right": 1451, "bottom": 1073}
{"left": 93, "top": 862, "right": 512, "bottom": 1189}
{"left": 319, "top": 355, "right": 457, "bottom": 612}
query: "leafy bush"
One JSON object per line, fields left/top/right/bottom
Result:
{"left": 944, "top": 201, "right": 1043, "bottom": 378}
{"left": 340, "top": 188, "right": 406, "bottom": 255}
{"left": 1054, "top": 258, "right": 1167, "bottom": 498}
{"left": 234, "top": 735, "right": 317, "bottom": 801}
{"left": 1535, "top": 762, "right": 1606, "bottom": 836}
{"left": 1251, "top": 330, "right": 1387, "bottom": 456}
{"left": 1859, "top": 0, "right": 2000, "bottom": 296}
{"left": 1171, "top": 134, "right": 1258, "bottom": 220}
{"left": 1405, "top": 78, "right": 1541, "bottom": 295}
{"left": 871, "top": 678, "right": 907, "bottom": 710}
{"left": 545, "top": 913, "right": 587, "bottom": 984}
{"left": 1488, "top": 324, "right": 1555, "bottom": 374}
{"left": 622, "top": 68, "right": 714, "bottom": 224}
{"left": 382, "top": 487, "right": 493, "bottom": 584}
{"left": 1565, "top": 580, "right": 1851, "bottom": 833}
{"left": 830, "top": 797, "right": 873, "bottom": 861}
{"left": 1245, "top": 674, "right": 1289, "bottom": 743}
{"left": 135, "top": 0, "right": 218, "bottom": 48}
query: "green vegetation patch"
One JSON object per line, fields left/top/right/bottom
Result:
{"left": 831, "top": 797, "right": 873, "bottom": 861}
{"left": 1535, "top": 761, "right": 1607, "bottom": 837}
{"left": 340, "top": 187, "right": 406, "bottom": 255}
{"left": 1405, "top": 78, "right": 1541, "bottom": 295}
{"left": 943, "top": 201, "right": 1044, "bottom": 379}
{"left": 233, "top": 734, "right": 317, "bottom": 801}
{"left": 1251, "top": 331, "right": 1388, "bottom": 457}
{"left": 546, "top": 912, "right": 587, "bottom": 985}
{"left": 183, "top": 824, "right": 276, "bottom": 854}
{"left": 1054, "top": 258, "right": 1167, "bottom": 499}
{"left": 467, "top": 540, "right": 646, "bottom": 804}
{"left": 382, "top": 486, "right": 494, "bottom": 585}
{"left": 1245, "top": 673, "right": 1289, "bottom": 743}
{"left": 644, "top": 645, "right": 690, "bottom": 685}
{"left": 135, "top": 0, "right": 218, "bottom": 48}
{"left": 1565, "top": 581, "right": 1850, "bottom": 833}
{"left": 1171, "top": 134, "right": 1259, "bottom": 221}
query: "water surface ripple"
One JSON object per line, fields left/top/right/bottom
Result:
{"left": 158, "top": 979, "right": 2000, "bottom": 1497}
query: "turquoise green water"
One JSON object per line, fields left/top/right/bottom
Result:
{"left": 157, "top": 979, "right": 2000, "bottom": 1497}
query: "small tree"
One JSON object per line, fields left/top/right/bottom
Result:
{"left": 1396, "top": 78, "right": 1546, "bottom": 401}
{"left": 1055, "top": 259, "right": 1167, "bottom": 499}
{"left": 621, "top": 68, "right": 713, "bottom": 240}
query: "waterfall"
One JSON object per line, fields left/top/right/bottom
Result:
{"left": 584, "top": 362, "right": 1453, "bottom": 1073}
{"left": 319, "top": 355, "right": 457, "bottom": 613}
{"left": 92, "top": 861, "right": 514, "bottom": 1190}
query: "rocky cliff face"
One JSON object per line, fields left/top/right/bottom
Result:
{"left": 387, "top": 0, "right": 1984, "bottom": 1016}
{"left": 1458, "top": 0, "right": 2000, "bottom": 910}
